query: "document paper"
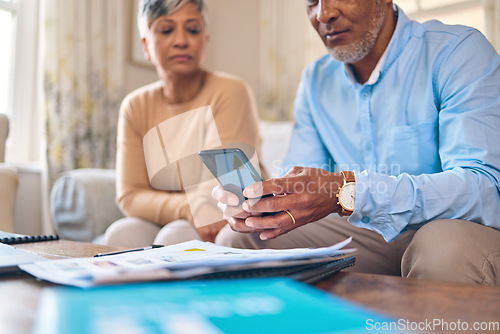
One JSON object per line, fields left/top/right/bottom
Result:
{"left": 20, "top": 238, "right": 355, "bottom": 287}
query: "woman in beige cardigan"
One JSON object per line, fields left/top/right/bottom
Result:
{"left": 104, "top": 0, "right": 262, "bottom": 247}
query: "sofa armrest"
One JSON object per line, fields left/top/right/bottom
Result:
{"left": 50, "top": 168, "right": 124, "bottom": 242}
{"left": 0, "top": 163, "right": 18, "bottom": 232}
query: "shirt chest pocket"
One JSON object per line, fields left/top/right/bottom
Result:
{"left": 382, "top": 120, "right": 442, "bottom": 175}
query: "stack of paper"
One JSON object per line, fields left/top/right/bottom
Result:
{"left": 20, "top": 238, "right": 356, "bottom": 288}
{"left": 0, "top": 242, "right": 48, "bottom": 275}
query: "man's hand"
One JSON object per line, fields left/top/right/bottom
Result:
{"left": 196, "top": 220, "right": 228, "bottom": 243}
{"left": 212, "top": 166, "right": 344, "bottom": 240}
{"left": 242, "top": 167, "right": 344, "bottom": 240}
{"left": 211, "top": 185, "right": 266, "bottom": 234}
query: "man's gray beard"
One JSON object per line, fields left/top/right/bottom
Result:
{"left": 328, "top": 38, "right": 375, "bottom": 64}
{"left": 327, "top": 3, "right": 385, "bottom": 64}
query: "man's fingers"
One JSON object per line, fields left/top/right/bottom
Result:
{"left": 283, "top": 166, "right": 304, "bottom": 177}
{"left": 243, "top": 175, "right": 304, "bottom": 199}
{"left": 212, "top": 185, "right": 239, "bottom": 206}
{"left": 260, "top": 228, "right": 288, "bottom": 240}
{"left": 243, "top": 179, "right": 283, "bottom": 198}
{"left": 212, "top": 184, "right": 224, "bottom": 200}
{"left": 244, "top": 211, "right": 299, "bottom": 240}
{"left": 217, "top": 201, "right": 250, "bottom": 219}
{"left": 242, "top": 193, "right": 297, "bottom": 214}
{"left": 256, "top": 210, "right": 299, "bottom": 240}
{"left": 227, "top": 217, "right": 263, "bottom": 233}
{"left": 244, "top": 211, "right": 293, "bottom": 230}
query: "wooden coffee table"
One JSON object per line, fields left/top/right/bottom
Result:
{"left": 1, "top": 239, "right": 500, "bottom": 334}
{"left": 318, "top": 273, "right": 500, "bottom": 331}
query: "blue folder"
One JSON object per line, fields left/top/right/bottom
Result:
{"left": 33, "top": 277, "right": 396, "bottom": 334}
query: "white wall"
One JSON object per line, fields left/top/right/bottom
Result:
{"left": 122, "top": 0, "right": 261, "bottom": 101}
{"left": 203, "top": 0, "right": 261, "bottom": 101}
{"left": 123, "top": 0, "right": 158, "bottom": 94}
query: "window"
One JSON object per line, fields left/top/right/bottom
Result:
{"left": 395, "top": 0, "right": 486, "bottom": 35}
{"left": 2, "top": 0, "right": 41, "bottom": 163}
{"left": 0, "top": 0, "right": 17, "bottom": 115}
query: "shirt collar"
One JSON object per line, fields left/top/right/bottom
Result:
{"left": 343, "top": 4, "right": 410, "bottom": 86}
{"left": 344, "top": 47, "right": 389, "bottom": 85}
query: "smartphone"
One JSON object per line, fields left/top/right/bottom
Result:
{"left": 198, "top": 148, "right": 263, "bottom": 204}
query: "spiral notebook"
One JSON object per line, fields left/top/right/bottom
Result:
{"left": 0, "top": 231, "right": 59, "bottom": 245}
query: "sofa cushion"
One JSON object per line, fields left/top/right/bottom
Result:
{"left": 259, "top": 121, "right": 294, "bottom": 178}
{"left": 50, "top": 168, "right": 124, "bottom": 242}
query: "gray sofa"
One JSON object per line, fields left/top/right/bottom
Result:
{"left": 50, "top": 121, "right": 293, "bottom": 243}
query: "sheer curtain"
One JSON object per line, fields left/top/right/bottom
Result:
{"left": 43, "top": 0, "right": 125, "bottom": 183}
{"left": 484, "top": 0, "right": 500, "bottom": 52}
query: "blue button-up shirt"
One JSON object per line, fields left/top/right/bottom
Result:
{"left": 282, "top": 6, "right": 500, "bottom": 241}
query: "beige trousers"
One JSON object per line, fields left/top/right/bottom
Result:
{"left": 215, "top": 215, "right": 500, "bottom": 285}
{"left": 103, "top": 218, "right": 202, "bottom": 248}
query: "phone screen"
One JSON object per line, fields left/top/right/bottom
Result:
{"left": 198, "top": 148, "right": 262, "bottom": 203}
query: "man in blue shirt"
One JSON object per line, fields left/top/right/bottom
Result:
{"left": 214, "top": 0, "right": 500, "bottom": 284}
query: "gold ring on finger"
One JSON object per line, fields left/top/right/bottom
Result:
{"left": 284, "top": 210, "right": 296, "bottom": 224}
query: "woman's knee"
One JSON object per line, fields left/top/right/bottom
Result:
{"left": 402, "top": 219, "right": 500, "bottom": 285}
{"left": 103, "top": 217, "right": 160, "bottom": 248}
{"left": 154, "top": 219, "right": 201, "bottom": 245}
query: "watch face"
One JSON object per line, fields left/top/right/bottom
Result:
{"left": 339, "top": 183, "right": 356, "bottom": 211}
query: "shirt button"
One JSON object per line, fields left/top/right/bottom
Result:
{"left": 365, "top": 144, "right": 373, "bottom": 151}
{"left": 361, "top": 216, "right": 370, "bottom": 224}
{"left": 361, "top": 93, "right": 368, "bottom": 99}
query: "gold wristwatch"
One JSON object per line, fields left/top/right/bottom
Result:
{"left": 336, "top": 171, "right": 356, "bottom": 216}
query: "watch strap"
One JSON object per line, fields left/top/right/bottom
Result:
{"left": 338, "top": 171, "right": 355, "bottom": 216}
{"left": 341, "top": 171, "right": 355, "bottom": 183}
